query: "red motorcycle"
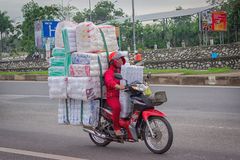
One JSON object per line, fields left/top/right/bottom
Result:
{"left": 83, "top": 74, "right": 173, "bottom": 154}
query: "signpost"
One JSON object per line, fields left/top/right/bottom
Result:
{"left": 42, "top": 21, "right": 59, "bottom": 60}
{"left": 42, "top": 21, "right": 59, "bottom": 38}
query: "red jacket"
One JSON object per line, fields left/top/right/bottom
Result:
{"left": 104, "top": 64, "right": 120, "bottom": 98}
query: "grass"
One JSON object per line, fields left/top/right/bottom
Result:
{"left": 0, "top": 67, "right": 233, "bottom": 76}
{"left": 0, "top": 71, "right": 48, "bottom": 75}
{"left": 144, "top": 67, "right": 233, "bottom": 75}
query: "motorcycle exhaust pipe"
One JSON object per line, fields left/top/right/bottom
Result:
{"left": 83, "top": 128, "right": 95, "bottom": 134}
{"left": 83, "top": 128, "right": 107, "bottom": 139}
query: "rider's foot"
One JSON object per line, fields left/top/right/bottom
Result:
{"left": 114, "top": 130, "right": 124, "bottom": 136}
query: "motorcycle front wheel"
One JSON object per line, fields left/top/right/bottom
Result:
{"left": 143, "top": 116, "right": 173, "bottom": 154}
{"left": 89, "top": 133, "right": 111, "bottom": 147}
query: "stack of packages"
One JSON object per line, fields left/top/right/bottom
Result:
{"left": 67, "top": 22, "right": 118, "bottom": 128}
{"left": 120, "top": 64, "right": 144, "bottom": 118}
{"left": 48, "top": 21, "right": 119, "bottom": 128}
{"left": 48, "top": 48, "right": 67, "bottom": 100}
{"left": 49, "top": 21, "right": 81, "bottom": 125}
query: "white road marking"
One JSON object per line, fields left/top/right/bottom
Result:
{"left": 0, "top": 94, "right": 49, "bottom": 98}
{"left": 150, "top": 84, "right": 240, "bottom": 88}
{"left": 1, "top": 81, "right": 240, "bottom": 88}
{"left": 0, "top": 147, "right": 88, "bottom": 160}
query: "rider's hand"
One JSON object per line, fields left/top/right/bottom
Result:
{"left": 119, "top": 84, "right": 125, "bottom": 90}
{"left": 115, "top": 84, "right": 125, "bottom": 90}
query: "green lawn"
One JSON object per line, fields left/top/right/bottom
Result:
{"left": 0, "top": 67, "right": 233, "bottom": 76}
{"left": 144, "top": 67, "right": 233, "bottom": 75}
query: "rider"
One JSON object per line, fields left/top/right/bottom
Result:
{"left": 104, "top": 51, "right": 126, "bottom": 136}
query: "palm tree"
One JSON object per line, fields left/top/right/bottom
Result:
{"left": 0, "top": 10, "right": 13, "bottom": 52}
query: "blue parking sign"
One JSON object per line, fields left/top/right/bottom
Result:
{"left": 42, "top": 21, "right": 59, "bottom": 38}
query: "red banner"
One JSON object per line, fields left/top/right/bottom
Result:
{"left": 212, "top": 11, "right": 227, "bottom": 31}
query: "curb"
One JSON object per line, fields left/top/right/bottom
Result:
{"left": 148, "top": 74, "right": 240, "bottom": 86}
{"left": 0, "top": 75, "right": 48, "bottom": 81}
{"left": 0, "top": 74, "right": 239, "bottom": 86}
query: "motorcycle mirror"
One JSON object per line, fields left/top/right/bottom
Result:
{"left": 114, "top": 73, "right": 123, "bottom": 80}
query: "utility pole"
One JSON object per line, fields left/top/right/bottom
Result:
{"left": 132, "top": 0, "right": 136, "bottom": 53}
{"left": 61, "top": 0, "right": 64, "bottom": 20}
{"left": 89, "top": 0, "right": 92, "bottom": 21}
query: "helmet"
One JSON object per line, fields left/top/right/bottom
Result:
{"left": 109, "top": 51, "right": 124, "bottom": 62}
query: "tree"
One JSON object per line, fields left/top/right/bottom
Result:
{"left": 220, "top": 0, "right": 240, "bottom": 42}
{"left": 73, "top": 0, "right": 125, "bottom": 24}
{"left": 73, "top": 8, "right": 90, "bottom": 23}
{"left": 0, "top": 10, "right": 13, "bottom": 52}
{"left": 21, "top": 0, "right": 60, "bottom": 54}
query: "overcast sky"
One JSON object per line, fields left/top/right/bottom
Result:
{"left": 0, "top": 0, "right": 209, "bottom": 21}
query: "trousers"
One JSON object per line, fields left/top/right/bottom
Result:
{"left": 106, "top": 97, "right": 121, "bottom": 131}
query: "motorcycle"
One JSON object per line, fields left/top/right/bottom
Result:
{"left": 83, "top": 73, "right": 173, "bottom": 154}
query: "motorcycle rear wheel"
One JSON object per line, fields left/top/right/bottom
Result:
{"left": 89, "top": 133, "right": 111, "bottom": 147}
{"left": 143, "top": 116, "right": 173, "bottom": 154}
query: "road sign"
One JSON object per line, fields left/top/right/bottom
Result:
{"left": 42, "top": 21, "right": 59, "bottom": 38}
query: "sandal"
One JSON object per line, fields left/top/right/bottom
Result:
{"left": 114, "top": 130, "right": 124, "bottom": 136}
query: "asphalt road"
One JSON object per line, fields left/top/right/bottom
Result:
{"left": 0, "top": 81, "right": 240, "bottom": 160}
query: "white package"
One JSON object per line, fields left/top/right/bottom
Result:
{"left": 68, "top": 99, "right": 82, "bottom": 125}
{"left": 48, "top": 76, "right": 67, "bottom": 99}
{"left": 76, "top": 22, "right": 103, "bottom": 53}
{"left": 62, "top": 27, "right": 77, "bottom": 53}
{"left": 69, "top": 64, "right": 108, "bottom": 77}
{"left": 120, "top": 65, "right": 144, "bottom": 118}
{"left": 67, "top": 77, "right": 101, "bottom": 101}
{"left": 58, "top": 99, "right": 69, "bottom": 124}
{"left": 82, "top": 100, "right": 100, "bottom": 128}
{"left": 71, "top": 52, "right": 109, "bottom": 66}
{"left": 98, "top": 25, "right": 119, "bottom": 52}
{"left": 55, "top": 21, "right": 77, "bottom": 48}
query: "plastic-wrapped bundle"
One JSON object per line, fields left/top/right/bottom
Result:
{"left": 120, "top": 64, "right": 144, "bottom": 118}
{"left": 121, "top": 64, "right": 144, "bottom": 84}
{"left": 76, "top": 22, "right": 103, "bottom": 53}
{"left": 49, "top": 57, "right": 65, "bottom": 67}
{"left": 69, "top": 64, "right": 90, "bottom": 77}
{"left": 48, "top": 66, "right": 65, "bottom": 77}
{"left": 98, "top": 25, "right": 119, "bottom": 52}
{"left": 55, "top": 21, "right": 77, "bottom": 48}
{"left": 58, "top": 99, "right": 69, "bottom": 124}
{"left": 68, "top": 99, "right": 82, "bottom": 125}
{"left": 62, "top": 27, "right": 77, "bottom": 53}
{"left": 71, "top": 52, "right": 109, "bottom": 76}
{"left": 69, "top": 64, "right": 108, "bottom": 77}
{"left": 72, "top": 52, "right": 91, "bottom": 65}
{"left": 82, "top": 100, "right": 100, "bottom": 128}
{"left": 48, "top": 76, "right": 67, "bottom": 99}
{"left": 72, "top": 52, "right": 108, "bottom": 64}
{"left": 52, "top": 48, "right": 65, "bottom": 57}
{"left": 67, "top": 77, "right": 101, "bottom": 101}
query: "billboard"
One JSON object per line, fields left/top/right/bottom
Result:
{"left": 212, "top": 11, "right": 227, "bottom": 31}
{"left": 34, "top": 21, "right": 43, "bottom": 49}
{"left": 201, "top": 10, "right": 227, "bottom": 32}
{"left": 201, "top": 10, "right": 212, "bottom": 31}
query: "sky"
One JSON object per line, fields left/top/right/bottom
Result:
{"left": 0, "top": 0, "right": 209, "bottom": 22}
